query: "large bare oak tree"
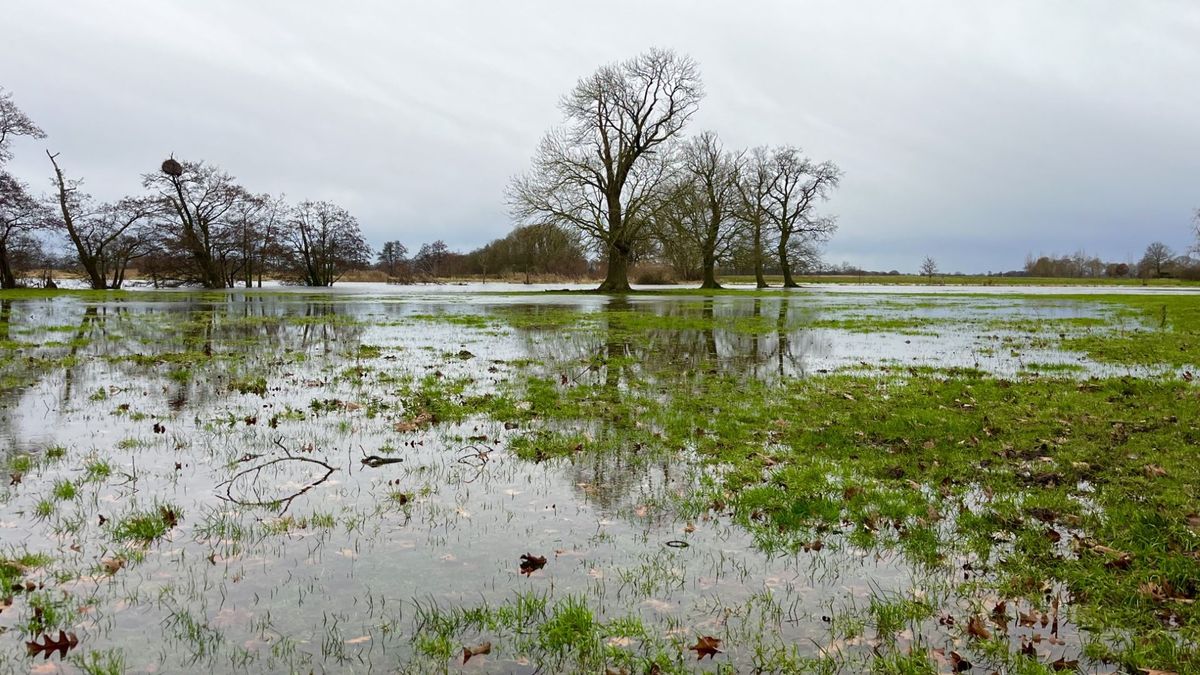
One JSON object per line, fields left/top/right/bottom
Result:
{"left": 509, "top": 48, "right": 703, "bottom": 291}
{"left": 143, "top": 159, "right": 248, "bottom": 288}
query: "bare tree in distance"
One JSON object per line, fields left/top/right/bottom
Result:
{"left": 920, "top": 256, "right": 938, "bottom": 283}
{"left": 47, "top": 152, "right": 160, "bottom": 289}
{"left": 1192, "top": 208, "right": 1200, "bottom": 255}
{"left": 283, "top": 200, "right": 370, "bottom": 286}
{"left": 0, "top": 88, "right": 45, "bottom": 165}
{"left": 229, "top": 193, "right": 282, "bottom": 288}
{"left": 734, "top": 146, "right": 774, "bottom": 288}
{"left": 508, "top": 222, "right": 584, "bottom": 284}
{"left": 1139, "top": 241, "right": 1174, "bottom": 278}
{"left": 415, "top": 240, "right": 450, "bottom": 278}
{"left": 509, "top": 48, "right": 704, "bottom": 291}
{"left": 0, "top": 172, "right": 47, "bottom": 288}
{"left": 376, "top": 241, "right": 408, "bottom": 278}
{"left": 765, "top": 147, "right": 841, "bottom": 288}
{"left": 655, "top": 131, "right": 742, "bottom": 289}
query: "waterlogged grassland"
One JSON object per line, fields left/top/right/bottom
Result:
{"left": 0, "top": 288, "right": 1195, "bottom": 673}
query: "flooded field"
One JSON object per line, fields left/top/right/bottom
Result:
{"left": 0, "top": 287, "right": 1196, "bottom": 673}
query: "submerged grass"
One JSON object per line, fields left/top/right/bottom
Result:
{"left": 0, "top": 286, "right": 1197, "bottom": 672}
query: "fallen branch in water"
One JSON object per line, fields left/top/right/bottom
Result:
{"left": 216, "top": 437, "right": 337, "bottom": 515}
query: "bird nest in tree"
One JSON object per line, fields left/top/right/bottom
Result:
{"left": 161, "top": 158, "right": 183, "bottom": 176}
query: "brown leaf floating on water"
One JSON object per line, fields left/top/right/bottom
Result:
{"left": 967, "top": 615, "right": 991, "bottom": 640}
{"left": 519, "top": 553, "right": 546, "bottom": 576}
{"left": 687, "top": 635, "right": 722, "bottom": 660}
{"left": 462, "top": 641, "right": 491, "bottom": 663}
{"left": 25, "top": 630, "right": 79, "bottom": 659}
{"left": 1050, "top": 656, "right": 1079, "bottom": 671}
{"left": 159, "top": 506, "right": 179, "bottom": 529}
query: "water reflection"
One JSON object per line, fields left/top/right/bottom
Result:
{"left": 510, "top": 295, "right": 833, "bottom": 387}
{"left": 0, "top": 291, "right": 1125, "bottom": 672}
{"left": 0, "top": 296, "right": 367, "bottom": 451}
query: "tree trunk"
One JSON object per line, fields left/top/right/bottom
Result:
{"left": 778, "top": 239, "right": 798, "bottom": 288}
{"left": 752, "top": 222, "right": 768, "bottom": 288}
{"left": 0, "top": 245, "right": 16, "bottom": 289}
{"left": 699, "top": 252, "right": 721, "bottom": 289}
{"left": 597, "top": 242, "right": 632, "bottom": 292}
{"left": 48, "top": 152, "right": 106, "bottom": 289}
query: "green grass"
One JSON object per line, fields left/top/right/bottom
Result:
{"left": 51, "top": 479, "right": 77, "bottom": 500}
{"left": 1, "top": 284, "right": 1198, "bottom": 672}
{"left": 111, "top": 504, "right": 182, "bottom": 543}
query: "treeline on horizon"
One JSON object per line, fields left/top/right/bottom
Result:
{"left": 3, "top": 46, "right": 1199, "bottom": 290}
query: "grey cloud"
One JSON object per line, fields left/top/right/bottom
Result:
{"left": 4, "top": 0, "right": 1198, "bottom": 272}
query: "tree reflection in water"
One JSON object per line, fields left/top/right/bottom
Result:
{"left": 507, "top": 295, "right": 831, "bottom": 514}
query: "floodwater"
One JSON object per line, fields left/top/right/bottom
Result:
{"left": 0, "top": 288, "right": 1168, "bottom": 672}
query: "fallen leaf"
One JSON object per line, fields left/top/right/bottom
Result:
{"left": 1050, "top": 656, "right": 1079, "bottom": 671}
{"left": 1144, "top": 464, "right": 1168, "bottom": 478}
{"left": 519, "top": 553, "right": 546, "bottom": 576}
{"left": 943, "top": 650, "right": 972, "bottom": 672}
{"left": 687, "top": 635, "right": 722, "bottom": 660}
{"left": 101, "top": 557, "right": 125, "bottom": 575}
{"left": 462, "top": 641, "right": 491, "bottom": 663}
{"left": 25, "top": 630, "right": 79, "bottom": 659}
{"left": 967, "top": 615, "right": 991, "bottom": 640}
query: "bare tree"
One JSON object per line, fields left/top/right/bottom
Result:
{"left": 0, "top": 172, "right": 47, "bottom": 288}
{"left": 282, "top": 200, "right": 370, "bottom": 286}
{"left": 734, "top": 146, "right": 774, "bottom": 288}
{"left": 1192, "top": 208, "right": 1200, "bottom": 256}
{"left": 143, "top": 158, "right": 248, "bottom": 288}
{"left": 765, "top": 147, "right": 841, "bottom": 288}
{"left": 509, "top": 48, "right": 704, "bottom": 291}
{"left": 226, "top": 193, "right": 270, "bottom": 288}
{"left": 653, "top": 132, "right": 742, "bottom": 289}
{"left": 507, "top": 222, "right": 585, "bottom": 283}
{"left": 376, "top": 241, "right": 408, "bottom": 278}
{"left": 414, "top": 240, "right": 450, "bottom": 278}
{"left": 1139, "top": 241, "right": 1175, "bottom": 278}
{"left": 46, "top": 152, "right": 159, "bottom": 289}
{"left": 0, "top": 88, "right": 45, "bottom": 165}
{"left": 920, "top": 256, "right": 938, "bottom": 283}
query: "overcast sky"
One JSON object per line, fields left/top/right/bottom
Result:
{"left": 4, "top": 1, "right": 1199, "bottom": 273}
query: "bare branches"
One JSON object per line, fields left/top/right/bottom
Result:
{"left": 761, "top": 147, "right": 842, "bottom": 287}
{"left": 511, "top": 48, "right": 703, "bottom": 291}
{"left": 283, "top": 200, "right": 370, "bottom": 286}
{"left": 646, "top": 132, "right": 743, "bottom": 287}
{"left": 142, "top": 159, "right": 251, "bottom": 288}
{"left": 215, "top": 437, "right": 337, "bottom": 516}
{"left": 0, "top": 171, "right": 49, "bottom": 288}
{"left": 0, "top": 88, "right": 45, "bottom": 165}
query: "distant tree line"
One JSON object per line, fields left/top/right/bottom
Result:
{"left": 367, "top": 224, "right": 590, "bottom": 284}
{"left": 1023, "top": 240, "right": 1200, "bottom": 281}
